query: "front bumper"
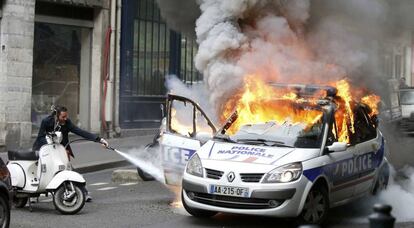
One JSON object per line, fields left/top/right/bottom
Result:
{"left": 182, "top": 172, "right": 310, "bottom": 217}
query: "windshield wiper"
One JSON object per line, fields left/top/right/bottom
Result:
{"left": 236, "top": 138, "right": 294, "bottom": 148}
{"left": 213, "top": 134, "right": 236, "bottom": 143}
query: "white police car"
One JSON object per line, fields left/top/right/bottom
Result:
{"left": 163, "top": 86, "right": 389, "bottom": 225}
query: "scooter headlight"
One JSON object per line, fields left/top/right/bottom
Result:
{"left": 186, "top": 154, "right": 203, "bottom": 177}
{"left": 263, "top": 163, "right": 302, "bottom": 183}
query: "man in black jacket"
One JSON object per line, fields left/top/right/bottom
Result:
{"left": 33, "top": 105, "right": 109, "bottom": 202}
{"left": 33, "top": 105, "right": 109, "bottom": 157}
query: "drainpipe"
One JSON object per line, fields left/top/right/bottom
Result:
{"left": 105, "top": 0, "right": 117, "bottom": 136}
{"left": 113, "top": 0, "right": 122, "bottom": 136}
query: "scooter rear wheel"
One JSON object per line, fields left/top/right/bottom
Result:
{"left": 53, "top": 182, "right": 86, "bottom": 215}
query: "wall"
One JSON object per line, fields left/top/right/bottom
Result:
{"left": 0, "top": 0, "right": 35, "bottom": 150}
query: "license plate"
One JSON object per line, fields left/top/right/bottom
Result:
{"left": 209, "top": 185, "right": 249, "bottom": 197}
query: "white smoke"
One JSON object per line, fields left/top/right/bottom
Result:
{"left": 165, "top": 75, "right": 217, "bottom": 123}
{"left": 194, "top": 0, "right": 340, "bottom": 112}
{"left": 379, "top": 166, "right": 414, "bottom": 221}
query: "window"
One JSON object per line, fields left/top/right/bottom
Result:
{"left": 132, "top": 0, "right": 170, "bottom": 96}
{"left": 168, "top": 96, "right": 215, "bottom": 138}
{"left": 32, "top": 22, "right": 91, "bottom": 131}
{"left": 349, "top": 107, "right": 377, "bottom": 144}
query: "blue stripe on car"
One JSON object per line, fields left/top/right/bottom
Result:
{"left": 303, "top": 139, "right": 384, "bottom": 185}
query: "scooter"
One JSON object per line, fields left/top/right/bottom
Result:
{"left": 7, "top": 131, "right": 87, "bottom": 214}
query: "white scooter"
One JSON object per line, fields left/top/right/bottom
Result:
{"left": 7, "top": 131, "right": 86, "bottom": 214}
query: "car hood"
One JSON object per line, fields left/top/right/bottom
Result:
{"left": 197, "top": 140, "right": 320, "bottom": 166}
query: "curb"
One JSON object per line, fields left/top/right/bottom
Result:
{"left": 111, "top": 169, "right": 142, "bottom": 183}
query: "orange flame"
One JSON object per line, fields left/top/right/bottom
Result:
{"left": 361, "top": 94, "right": 381, "bottom": 117}
{"left": 222, "top": 75, "right": 324, "bottom": 135}
{"left": 169, "top": 76, "right": 380, "bottom": 145}
{"left": 219, "top": 76, "right": 380, "bottom": 144}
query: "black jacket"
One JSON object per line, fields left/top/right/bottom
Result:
{"left": 33, "top": 115, "right": 101, "bottom": 157}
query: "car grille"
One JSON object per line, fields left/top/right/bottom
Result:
{"left": 240, "top": 173, "right": 265, "bottom": 183}
{"left": 205, "top": 168, "right": 224, "bottom": 180}
{"left": 189, "top": 192, "right": 282, "bottom": 209}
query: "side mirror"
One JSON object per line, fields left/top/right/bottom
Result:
{"left": 327, "top": 142, "right": 347, "bottom": 152}
{"left": 195, "top": 132, "right": 212, "bottom": 144}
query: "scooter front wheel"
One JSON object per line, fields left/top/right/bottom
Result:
{"left": 53, "top": 182, "right": 86, "bottom": 215}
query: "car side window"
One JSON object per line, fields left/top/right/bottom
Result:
{"left": 170, "top": 100, "right": 195, "bottom": 137}
{"left": 195, "top": 110, "right": 214, "bottom": 136}
{"left": 349, "top": 107, "right": 377, "bottom": 144}
{"left": 169, "top": 98, "right": 216, "bottom": 139}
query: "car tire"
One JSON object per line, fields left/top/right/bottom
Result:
{"left": 12, "top": 196, "right": 28, "bottom": 208}
{"left": 137, "top": 167, "right": 155, "bottom": 181}
{"left": 0, "top": 194, "right": 10, "bottom": 228}
{"left": 372, "top": 164, "right": 390, "bottom": 195}
{"left": 136, "top": 143, "right": 157, "bottom": 181}
{"left": 299, "top": 185, "right": 329, "bottom": 225}
{"left": 182, "top": 190, "right": 217, "bottom": 218}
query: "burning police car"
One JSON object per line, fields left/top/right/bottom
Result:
{"left": 169, "top": 83, "right": 389, "bottom": 225}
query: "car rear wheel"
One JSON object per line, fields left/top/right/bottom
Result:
{"left": 299, "top": 185, "right": 329, "bottom": 225}
{"left": 182, "top": 190, "right": 217, "bottom": 218}
{"left": 373, "top": 164, "right": 390, "bottom": 195}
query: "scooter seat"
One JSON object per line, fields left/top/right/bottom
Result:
{"left": 8, "top": 150, "right": 38, "bottom": 161}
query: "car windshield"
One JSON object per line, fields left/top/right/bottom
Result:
{"left": 218, "top": 108, "right": 325, "bottom": 149}
{"left": 400, "top": 90, "right": 414, "bottom": 105}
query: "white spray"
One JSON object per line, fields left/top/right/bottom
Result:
{"left": 111, "top": 147, "right": 165, "bottom": 183}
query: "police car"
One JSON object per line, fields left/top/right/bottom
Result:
{"left": 162, "top": 85, "right": 389, "bottom": 225}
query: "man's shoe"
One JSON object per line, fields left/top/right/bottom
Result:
{"left": 86, "top": 194, "right": 92, "bottom": 202}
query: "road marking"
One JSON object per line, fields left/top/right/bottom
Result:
{"left": 89, "top": 182, "right": 109, "bottom": 186}
{"left": 120, "top": 182, "right": 138, "bottom": 186}
{"left": 96, "top": 187, "right": 118, "bottom": 191}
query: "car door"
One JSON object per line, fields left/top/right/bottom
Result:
{"left": 325, "top": 114, "right": 356, "bottom": 204}
{"left": 160, "top": 94, "right": 216, "bottom": 185}
{"left": 349, "top": 106, "right": 379, "bottom": 196}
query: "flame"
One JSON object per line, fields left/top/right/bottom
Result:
{"left": 361, "top": 94, "right": 381, "bottom": 117}
{"left": 168, "top": 76, "right": 381, "bottom": 145}
{"left": 219, "top": 76, "right": 380, "bottom": 144}
{"left": 222, "top": 75, "right": 324, "bottom": 135}
{"left": 167, "top": 185, "right": 183, "bottom": 209}
{"left": 333, "top": 79, "right": 355, "bottom": 143}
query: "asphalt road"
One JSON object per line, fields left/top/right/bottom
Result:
{"left": 9, "top": 166, "right": 414, "bottom": 228}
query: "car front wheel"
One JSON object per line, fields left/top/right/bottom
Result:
{"left": 299, "top": 185, "right": 329, "bottom": 225}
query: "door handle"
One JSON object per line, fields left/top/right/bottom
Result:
{"left": 371, "top": 143, "right": 380, "bottom": 151}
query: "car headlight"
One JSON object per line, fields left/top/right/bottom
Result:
{"left": 262, "top": 163, "right": 302, "bottom": 183}
{"left": 186, "top": 154, "right": 203, "bottom": 177}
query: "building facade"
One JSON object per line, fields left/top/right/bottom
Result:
{"left": 0, "top": 0, "right": 110, "bottom": 151}
{"left": 0, "top": 0, "right": 199, "bottom": 151}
